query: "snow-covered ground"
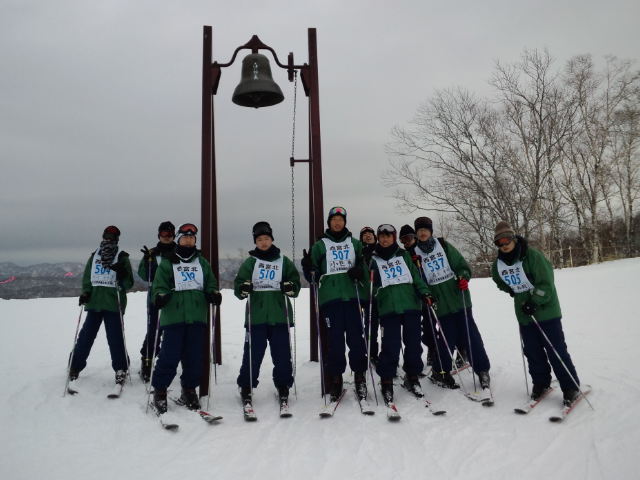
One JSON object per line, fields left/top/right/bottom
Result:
{"left": 1, "top": 258, "right": 639, "bottom": 480}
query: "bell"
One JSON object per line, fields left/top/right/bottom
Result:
{"left": 232, "top": 53, "right": 284, "bottom": 108}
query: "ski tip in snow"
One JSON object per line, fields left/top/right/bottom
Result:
{"left": 386, "top": 403, "right": 401, "bottom": 421}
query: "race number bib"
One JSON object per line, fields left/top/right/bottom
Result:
{"left": 373, "top": 255, "right": 412, "bottom": 288}
{"left": 496, "top": 259, "right": 534, "bottom": 293}
{"left": 172, "top": 259, "right": 204, "bottom": 291}
{"left": 416, "top": 239, "right": 455, "bottom": 285}
{"left": 252, "top": 257, "right": 283, "bottom": 291}
{"left": 90, "top": 249, "right": 118, "bottom": 287}
{"left": 322, "top": 238, "right": 354, "bottom": 275}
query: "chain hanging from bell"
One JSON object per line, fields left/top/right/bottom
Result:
{"left": 232, "top": 53, "right": 284, "bottom": 108}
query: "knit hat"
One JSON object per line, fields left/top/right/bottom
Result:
{"left": 158, "top": 221, "right": 175, "bottom": 236}
{"left": 359, "top": 226, "right": 376, "bottom": 241}
{"left": 252, "top": 221, "right": 274, "bottom": 242}
{"left": 494, "top": 221, "right": 516, "bottom": 242}
{"left": 176, "top": 223, "right": 198, "bottom": 243}
{"left": 414, "top": 216, "right": 433, "bottom": 233}
{"left": 399, "top": 224, "right": 416, "bottom": 239}
{"left": 377, "top": 224, "right": 397, "bottom": 243}
{"left": 327, "top": 206, "right": 347, "bottom": 226}
{"left": 102, "top": 225, "right": 120, "bottom": 240}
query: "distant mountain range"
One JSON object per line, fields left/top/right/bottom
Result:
{"left": 0, "top": 259, "right": 255, "bottom": 299}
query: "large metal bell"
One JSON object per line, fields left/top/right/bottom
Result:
{"left": 232, "top": 53, "right": 284, "bottom": 108}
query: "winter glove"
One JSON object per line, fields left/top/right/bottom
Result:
{"left": 423, "top": 294, "right": 437, "bottom": 309}
{"left": 281, "top": 281, "right": 295, "bottom": 297}
{"left": 207, "top": 291, "right": 222, "bottom": 306}
{"left": 79, "top": 292, "right": 91, "bottom": 306}
{"left": 521, "top": 300, "right": 537, "bottom": 316}
{"left": 301, "top": 248, "right": 316, "bottom": 282}
{"left": 239, "top": 281, "right": 253, "bottom": 299}
{"left": 109, "top": 262, "right": 126, "bottom": 280}
{"left": 154, "top": 293, "right": 171, "bottom": 308}
{"left": 140, "top": 246, "right": 153, "bottom": 262}
{"left": 347, "top": 265, "right": 363, "bottom": 282}
{"left": 458, "top": 277, "right": 469, "bottom": 291}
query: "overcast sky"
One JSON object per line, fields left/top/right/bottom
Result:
{"left": 1, "top": 0, "right": 639, "bottom": 265}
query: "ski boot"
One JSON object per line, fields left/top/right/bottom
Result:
{"left": 380, "top": 379, "right": 394, "bottom": 406}
{"left": 277, "top": 385, "right": 290, "bottom": 411}
{"left": 115, "top": 369, "right": 127, "bottom": 385}
{"left": 430, "top": 370, "right": 460, "bottom": 389}
{"left": 354, "top": 372, "right": 367, "bottom": 401}
{"left": 477, "top": 371, "right": 491, "bottom": 389}
{"left": 68, "top": 368, "right": 79, "bottom": 381}
{"left": 562, "top": 388, "right": 581, "bottom": 407}
{"left": 531, "top": 383, "right": 551, "bottom": 401}
{"left": 140, "top": 357, "right": 152, "bottom": 383}
{"left": 240, "top": 386, "right": 252, "bottom": 405}
{"left": 180, "top": 388, "right": 201, "bottom": 410}
{"left": 403, "top": 375, "right": 424, "bottom": 398}
{"left": 153, "top": 390, "right": 168, "bottom": 414}
{"left": 329, "top": 375, "right": 343, "bottom": 403}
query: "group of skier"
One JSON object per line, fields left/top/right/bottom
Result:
{"left": 66, "top": 206, "right": 583, "bottom": 421}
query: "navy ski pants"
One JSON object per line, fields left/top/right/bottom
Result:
{"left": 430, "top": 307, "right": 491, "bottom": 373}
{"left": 519, "top": 317, "right": 579, "bottom": 392}
{"left": 237, "top": 323, "right": 293, "bottom": 389}
{"left": 71, "top": 310, "right": 128, "bottom": 372}
{"left": 139, "top": 298, "right": 162, "bottom": 359}
{"left": 151, "top": 323, "right": 205, "bottom": 391}
{"left": 376, "top": 311, "right": 424, "bottom": 380}
{"left": 321, "top": 299, "right": 368, "bottom": 376}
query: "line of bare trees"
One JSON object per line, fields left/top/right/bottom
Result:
{"left": 385, "top": 49, "right": 640, "bottom": 267}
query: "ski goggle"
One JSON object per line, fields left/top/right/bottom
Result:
{"left": 178, "top": 223, "right": 198, "bottom": 236}
{"left": 328, "top": 206, "right": 346, "bottom": 217}
{"left": 377, "top": 224, "right": 397, "bottom": 235}
{"left": 494, "top": 236, "right": 514, "bottom": 247}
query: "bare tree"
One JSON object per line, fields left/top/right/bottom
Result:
{"left": 561, "top": 55, "right": 638, "bottom": 262}
{"left": 610, "top": 87, "right": 640, "bottom": 255}
{"left": 384, "top": 87, "right": 517, "bottom": 259}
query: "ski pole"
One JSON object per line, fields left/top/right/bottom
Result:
{"left": 425, "top": 304, "right": 444, "bottom": 376}
{"left": 354, "top": 278, "right": 378, "bottom": 406}
{"left": 246, "top": 294, "right": 254, "bottom": 401}
{"left": 529, "top": 316, "right": 594, "bottom": 410}
{"left": 63, "top": 306, "right": 84, "bottom": 397}
{"left": 211, "top": 303, "right": 218, "bottom": 384}
{"left": 366, "top": 269, "right": 379, "bottom": 405}
{"left": 284, "top": 296, "right": 297, "bottom": 399}
{"left": 146, "top": 309, "right": 162, "bottom": 413}
{"left": 460, "top": 290, "right": 477, "bottom": 391}
{"left": 428, "top": 305, "right": 469, "bottom": 395}
{"left": 414, "top": 255, "right": 444, "bottom": 377}
{"left": 145, "top": 254, "right": 153, "bottom": 362}
{"left": 115, "top": 286, "right": 132, "bottom": 384}
{"left": 311, "top": 272, "right": 327, "bottom": 405}
{"left": 207, "top": 304, "right": 218, "bottom": 411}
{"left": 518, "top": 329, "right": 530, "bottom": 396}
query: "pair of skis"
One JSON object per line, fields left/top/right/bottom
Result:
{"left": 149, "top": 397, "right": 223, "bottom": 431}
{"left": 66, "top": 382, "right": 125, "bottom": 399}
{"left": 242, "top": 393, "right": 294, "bottom": 422}
{"left": 514, "top": 385, "right": 592, "bottom": 423}
{"left": 319, "top": 388, "right": 377, "bottom": 417}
